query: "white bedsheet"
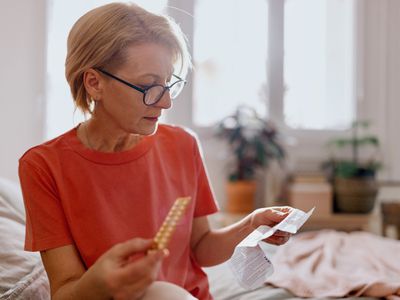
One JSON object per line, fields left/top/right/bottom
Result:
{"left": 204, "top": 261, "right": 378, "bottom": 300}
{"left": 204, "top": 240, "right": 379, "bottom": 300}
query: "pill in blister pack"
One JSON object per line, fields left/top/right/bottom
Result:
{"left": 152, "top": 197, "right": 191, "bottom": 250}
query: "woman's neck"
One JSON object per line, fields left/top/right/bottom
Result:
{"left": 78, "top": 119, "right": 143, "bottom": 153}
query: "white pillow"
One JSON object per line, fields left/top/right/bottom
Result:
{"left": 0, "top": 178, "right": 25, "bottom": 224}
{"left": 0, "top": 180, "right": 50, "bottom": 299}
{"left": 0, "top": 262, "right": 49, "bottom": 300}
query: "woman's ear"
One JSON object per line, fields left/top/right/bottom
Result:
{"left": 83, "top": 68, "right": 103, "bottom": 101}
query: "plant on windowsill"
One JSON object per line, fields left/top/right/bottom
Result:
{"left": 322, "top": 120, "right": 382, "bottom": 214}
{"left": 215, "top": 106, "right": 286, "bottom": 213}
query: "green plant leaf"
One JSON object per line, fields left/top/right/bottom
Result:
{"left": 358, "top": 136, "right": 380, "bottom": 147}
{"left": 215, "top": 105, "right": 286, "bottom": 180}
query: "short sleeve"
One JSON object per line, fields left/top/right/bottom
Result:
{"left": 19, "top": 160, "right": 73, "bottom": 251}
{"left": 192, "top": 136, "right": 219, "bottom": 217}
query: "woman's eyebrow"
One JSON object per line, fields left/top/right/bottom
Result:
{"left": 137, "top": 71, "right": 174, "bottom": 81}
{"left": 137, "top": 73, "right": 160, "bottom": 80}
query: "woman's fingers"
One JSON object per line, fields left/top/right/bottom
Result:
{"left": 263, "top": 234, "right": 290, "bottom": 245}
{"left": 272, "top": 206, "right": 293, "bottom": 214}
{"left": 267, "top": 206, "right": 293, "bottom": 221}
{"left": 112, "top": 238, "right": 153, "bottom": 260}
{"left": 251, "top": 206, "right": 294, "bottom": 228}
{"left": 105, "top": 246, "right": 166, "bottom": 299}
{"left": 273, "top": 230, "right": 291, "bottom": 237}
{"left": 118, "top": 249, "right": 165, "bottom": 282}
{"left": 264, "top": 230, "right": 291, "bottom": 245}
{"left": 249, "top": 206, "right": 295, "bottom": 245}
{"left": 93, "top": 238, "right": 169, "bottom": 299}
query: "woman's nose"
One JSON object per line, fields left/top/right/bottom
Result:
{"left": 155, "top": 90, "right": 172, "bottom": 109}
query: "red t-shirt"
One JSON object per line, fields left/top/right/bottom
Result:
{"left": 19, "top": 124, "right": 219, "bottom": 300}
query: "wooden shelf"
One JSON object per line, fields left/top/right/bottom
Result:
{"left": 214, "top": 211, "right": 380, "bottom": 233}
{"left": 302, "top": 213, "right": 378, "bottom": 232}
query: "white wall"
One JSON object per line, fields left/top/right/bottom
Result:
{"left": 362, "top": 0, "right": 400, "bottom": 181}
{"left": 382, "top": 0, "right": 400, "bottom": 180}
{"left": 0, "top": 0, "right": 47, "bottom": 182}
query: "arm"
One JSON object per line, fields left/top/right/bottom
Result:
{"left": 41, "top": 245, "right": 104, "bottom": 300}
{"left": 190, "top": 206, "right": 293, "bottom": 267}
{"left": 41, "top": 239, "right": 166, "bottom": 300}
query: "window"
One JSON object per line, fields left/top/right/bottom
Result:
{"left": 193, "top": 0, "right": 268, "bottom": 127}
{"left": 284, "top": 0, "right": 356, "bottom": 130}
{"left": 189, "top": 0, "right": 357, "bottom": 132}
{"left": 46, "top": 0, "right": 167, "bottom": 139}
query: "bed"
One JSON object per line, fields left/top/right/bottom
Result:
{"left": 205, "top": 262, "right": 378, "bottom": 300}
{"left": 204, "top": 227, "right": 400, "bottom": 300}
{"left": 1, "top": 177, "right": 399, "bottom": 300}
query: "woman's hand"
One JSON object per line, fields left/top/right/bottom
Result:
{"left": 249, "top": 206, "right": 293, "bottom": 246}
{"left": 90, "top": 238, "right": 167, "bottom": 300}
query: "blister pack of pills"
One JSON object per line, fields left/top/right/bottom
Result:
{"left": 152, "top": 197, "right": 191, "bottom": 250}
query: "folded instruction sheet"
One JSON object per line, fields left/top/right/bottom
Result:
{"left": 228, "top": 207, "right": 315, "bottom": 290}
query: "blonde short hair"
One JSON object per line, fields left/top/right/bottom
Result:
{"left": 65, "top": 2, "right": 191, "bottom": 114}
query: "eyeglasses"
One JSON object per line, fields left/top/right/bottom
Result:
{"left": 96, "top": 68, "right": 186, "bottom": 106}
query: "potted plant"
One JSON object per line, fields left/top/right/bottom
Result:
{"left": 215, "top": 106, "right": 286, "bottom": 213}
{"left": 322, "top": 120, "right": 381, "bottom": 213}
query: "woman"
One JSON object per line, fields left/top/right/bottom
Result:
{"left": 19, "top": 3, "right": 292, "bottom": 300}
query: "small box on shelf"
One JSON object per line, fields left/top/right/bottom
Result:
{"left": 288, "top": 173, "right": 333, "bottom": 217}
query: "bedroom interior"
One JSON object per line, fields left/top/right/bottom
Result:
{"left": 1, "top": 0, "right": 400, "bottom": 299}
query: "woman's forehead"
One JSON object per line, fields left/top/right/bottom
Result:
{"left": 120, "top": 43, "right": 175, "bottom": 77}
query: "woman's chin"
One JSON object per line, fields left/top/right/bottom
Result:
{"left": 135, "top": 123, "right": 159, "bottom": 136}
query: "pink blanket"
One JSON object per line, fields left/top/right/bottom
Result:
{"left": 266, "top": 230, "right": 400, "bottom": 299}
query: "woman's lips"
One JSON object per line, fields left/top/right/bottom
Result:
{"left": 144, "top": 116, "right": 159, "bottom": 122}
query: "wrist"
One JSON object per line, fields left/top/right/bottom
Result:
{"left": 238, "top": 213, "right": 255, "bottom": 234}
{"left": 75, "top": 264, "right": 112, "bottom": 300}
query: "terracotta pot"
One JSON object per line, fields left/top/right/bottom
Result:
{"left": 334, "top": 177, "right": 378, "bottom": 213}
{"left": 226, "top": 180, "right": 257, "bottom": 213}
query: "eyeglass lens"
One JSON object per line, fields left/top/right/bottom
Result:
{"left": 144, "top": 81, "right": 185, "bottom": 105}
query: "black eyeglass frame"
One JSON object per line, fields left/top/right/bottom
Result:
{"left": 96, "top": 68, "right": 186, "bottom": 106}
